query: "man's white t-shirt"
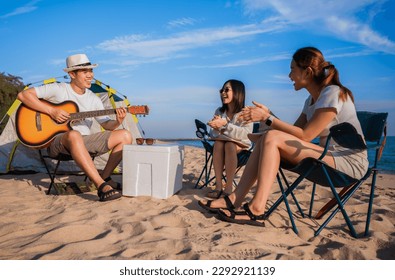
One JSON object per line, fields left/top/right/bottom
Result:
{"left": 35, "top": 82, "right": 111, "bottom": 135}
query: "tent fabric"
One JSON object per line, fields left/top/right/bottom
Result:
{"left": 0, "top": 79, "right": 142, "bottom": 174}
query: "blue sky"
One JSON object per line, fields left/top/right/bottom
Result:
{"left": 1, "top": 0, "right": 394, "bottom": 138}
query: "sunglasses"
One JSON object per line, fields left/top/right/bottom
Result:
{"left": 136, "top": 138, "right": 155, "bottom": 145}
{"left": 219, "top": 87, "right": 231, "bottom": 94}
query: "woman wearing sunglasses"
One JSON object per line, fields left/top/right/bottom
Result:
{"left": 206, "top": 79, "right": 254, "bottom": 198}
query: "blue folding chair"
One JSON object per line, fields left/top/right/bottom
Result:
{"left": 264, "top": 111, "right": 388, "bottom": 238}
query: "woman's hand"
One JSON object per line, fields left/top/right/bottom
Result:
{"left": 239, "top": 101, "right": 270, "bottom": 123}
{"left": 207, "top": 115, "right": 227, "bottom": 130}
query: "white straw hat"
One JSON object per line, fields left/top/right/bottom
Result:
{"left": 63, "top": 54, "right": 98, "bottom": 72}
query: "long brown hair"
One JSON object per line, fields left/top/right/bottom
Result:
{"left": 219, "top": 79, "right": 246, "bottom": 114}
{"left": 292, "top": 47, "right": 354, "bottom": 102}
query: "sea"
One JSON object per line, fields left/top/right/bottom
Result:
{"left": 161, "top": 136, "right": 395, "bottom": 174}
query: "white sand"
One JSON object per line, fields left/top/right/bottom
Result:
{"left": 0, "top": 146, "right": 394, "bottom": 260}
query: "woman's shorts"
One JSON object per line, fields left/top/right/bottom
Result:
{"left": 330, "top": 147, "right": 368, "bottom": 179}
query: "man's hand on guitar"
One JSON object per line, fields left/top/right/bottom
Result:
{"left": 115, "top": 107, "right": 127, "bottom": 124}
{"left": 49, "top": 107, "right": 70, "bottom": 124}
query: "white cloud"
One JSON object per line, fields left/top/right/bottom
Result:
{"left": 242, "top": 0, "right": 395, "bottom": 54}
{"left": 167, "top": 17, "right": 197, "bottom": 29}
{"left": 182, "top": 52, "right": 290, "bottom": 69}
{"left": 326, "top": 17, "right": 395, "bottom": 53}
{"left": 0, "top": 0, "right": 40, "bottom": 19}
{"left": 97, "top": 23, "right": 283, "bottom": 58}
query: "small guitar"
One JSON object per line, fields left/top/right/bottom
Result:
{"left": 15, "top": 99, "right": 149, "bottom": 149}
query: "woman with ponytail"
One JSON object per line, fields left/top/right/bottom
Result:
{"left": 198, "top": 47, "right": 368, "bottom": 227}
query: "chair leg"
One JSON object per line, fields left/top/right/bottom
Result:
{"left": 279, "top": 168, "right": 304, "bottom": 218}
{"left": 314, "top": 185, "right": 353, "bottom": 219}
{"left": 309, "top": 183, "right": 316, "bottom": 218}
{"left": 194, "top": 152, "right": 213, "bottom": 189}
{"left": 365, "top": 169, "right": 378, "bottom": 236}
{"left": 265, "top": 169, "right": 311, "bottom": 219}
{"left": 205, "top": 155, "right": 214, "bottom": 187}
{"left": 316, "top": 166, "right": 357, "bottom": 238}
{"left": 276, "top": 173, "right": 298, "bottom": 234}
{"left": 315, "top": 180, "right": 362, "bottom": 237}
{"left": 39, "top": 150, "right": 57, "bottom": 195}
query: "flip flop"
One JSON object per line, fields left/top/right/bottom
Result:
{"left": 97, "top": 182, "right": 122, "bottom": 202}
{"left": 104, "top": 176, "right": 122, "bottom": 191}
{"left": 217, "top": 203, "right": 265, "bottom": 227}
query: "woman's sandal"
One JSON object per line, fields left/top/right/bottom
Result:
{"left": 217, "top": 203, "right": 265, "bottom": 227}
{"left": 104, "top": 176, "right": 122, "bottom": 191}
{"left": 198, "top": 195, "right": 243, "bottom": 214}
{"left": 97, "top": 182, "right": 122, "bottom": 202}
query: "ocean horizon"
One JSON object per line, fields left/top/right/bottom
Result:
{"left": 161, "top": 136, "right": 395, "bottom": 174}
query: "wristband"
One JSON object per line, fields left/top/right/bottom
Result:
{"left": 265, "top": 115, "right": 275, "bottom": 126}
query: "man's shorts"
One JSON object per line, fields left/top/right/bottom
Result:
{"left": 48, "top": 131, "right": 111, "bottom": 158}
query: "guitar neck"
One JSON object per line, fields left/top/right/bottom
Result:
{"left": 70, "top": 108, "right": 117, "bottom": 121}
{"left": 69, "top": 105, "right": 148, "bottom": 120}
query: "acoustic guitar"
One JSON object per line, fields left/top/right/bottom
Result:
{"left": 15, "top": 99, "right": 149, "bottom": 149}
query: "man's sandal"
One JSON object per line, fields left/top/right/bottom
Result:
{"left": 104, "top": 176, "right": 122, "bottom": 191}
{"left": 217, "top": 203, "right": 265, "bottom": 227}
{"left": 97, "top": 182, "right": 122, "bottom": 202}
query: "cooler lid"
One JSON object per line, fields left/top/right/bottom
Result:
{"left": 123, "top": 143, "right": 183, "bottom": 153}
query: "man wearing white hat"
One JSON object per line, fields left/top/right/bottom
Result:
{"left": 17, "top": 54, "right": 131, "bottom": 201}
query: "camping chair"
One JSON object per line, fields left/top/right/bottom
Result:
{"left": 264, "top": 111, "right": 388, "bottom": 238}
{"left": 194, "top": 119, "right": 259, "bottom": 189}
{"left": 38, "top": 149, "right": 97, "bottom": 195}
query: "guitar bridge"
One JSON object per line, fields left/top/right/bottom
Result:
{"left": 35, "top": 112, "right": 42, "bottom": 131}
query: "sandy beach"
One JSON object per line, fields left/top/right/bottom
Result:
{"left": 0, "top": 145, "right": 394, "bottom": 260}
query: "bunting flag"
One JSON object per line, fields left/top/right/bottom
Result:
{"left": 94, "top": 79, "right": 139, "bottom": 123}
{"left": 43, "top": 77, "right": 57, "bottom": 84}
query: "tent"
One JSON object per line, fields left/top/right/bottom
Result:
{"left": 0, "top": 78, "right": 143, "bottom": 174}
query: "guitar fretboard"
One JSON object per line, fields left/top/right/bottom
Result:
{"left": 70, "top": 109, "right": 117, "bottom": 120}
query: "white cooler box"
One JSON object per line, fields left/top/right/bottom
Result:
{"left": 122, "top": 144, "right": 184, "bottom": 199}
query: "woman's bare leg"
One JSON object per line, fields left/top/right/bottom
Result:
{"left": 200, "top": 136, "right": 264, "bottom": 208}
{"left": 238, "top": 130, "right": 335, "bottom": 218}
{"left": 223, "top": 142, "right": 239, "bottom": 194}
{"left": 212, "top": 141, "right": 225, "bottom": 192}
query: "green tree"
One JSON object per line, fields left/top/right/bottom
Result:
{"left": 0, "top": 72, "right": 25, "bottom": 133}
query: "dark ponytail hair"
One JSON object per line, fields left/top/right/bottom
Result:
{"left": 219, "top": 79, "right": 246, "bottom": 113}
{"left": 292, "top": 47, "right": 354, "bottom": 102}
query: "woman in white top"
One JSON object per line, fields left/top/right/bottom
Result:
{"left": 199, "top": 47, "right": 368, "bottom": 226}
{"left": 206, "top": 79, "right": 253, "bottom": 198}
